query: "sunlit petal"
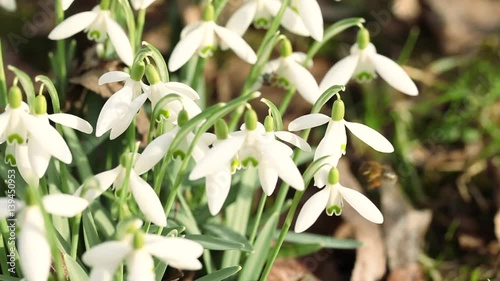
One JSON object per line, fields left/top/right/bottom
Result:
{"left": 169, "top": 24, "right": 207, "bottom": 71}
{"left": 74, "top": 167, "right": 121, "bottom": 202}
{"left": 129, "top": 173, "right": 167, "bottom": 227}
{"left": 205, "top": 166, "right": 232, "bottom": 215}
{"left": 370, "top": 53, "right": 419, "bottom": 96}
{"left": 213, "top": 25, "right": 257, "bottom": 64}
{"left": 109, "top": 94, "right": 148, "bottom": 140}
{"left": 48, "top": 11, "right": 98, "bottom": 40}
{"left": 319, "top": 54, "right": 359, "bottom": 93}
{"left": 43, "top": 194, "right": 89, "bottom": 217}
{"left": 104, "top": 15, "right": 134, "bottom": 66}
{"left": 28, "top": 138, "right": 51, "bottom": 179}
{"left": 226, "top": 1, "right": 257, "bottom": 36}
{"left": 164, "top": 82, "right": 200, "bottom": 100}
{"left": 127, "top": 249, "right": 155, "bottom": 281}
{"left": 258, "top": 160, "right": 279, "bottom": 196}
{"left": 274, "top": 131, "right": 311, "bottom": 152}
{"left": 48, "top": 113, "right": 93, "bottom": 134}
{"left": 288, "top": 113, "right": 330, "bottom": 131}
{"left": 294, "top": 186, "right": 330, "bottom": 233}
{"left": 98, "top": 71, "right": 130, "bottom": 85}
{"left": 134, "top": 132, "right": 174, "bottom": 175}
{"left": 282, "top": 59, "right": 320, "bottom": 104}
{"left": 297, "top": 0, "right": 323, "bottom": 41}
{"left": 344, "top": 120, "right": 394, "bottom": 153}
{"left": 96, "top": 86, "right": 133, "bottom": 137}
{"left": 82, "top": 240, "right": 131, "bottom": 268}
{"left": 15, "top": 144, "right": 39, "bottom": 188}
{"left": 338, "top": 184, "right": 384, "bottom": 223}
{"left": 145, "top": 236, "right": 203, "bottom": 270}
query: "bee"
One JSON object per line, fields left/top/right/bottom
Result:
{"left": 261, "top": 72, "right": 279, "bottom": 87}
{"left": 359, "top": 161, "right": 397, "bottom": 189}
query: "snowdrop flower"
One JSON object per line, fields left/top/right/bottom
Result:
{"left": 48, "top": 1, "right": 134, "bottom": 66}
{"left": 295, "top": 167, "right": 384, "bottom": 233}
{"left": 263, "top": 39, "right": 320, "bottom": 104}
{"left": 225, "top": 0, "right": 309, "bottom": 38}
{"left": 0, "top": 189, "right": 88, "bottom": 281}
{"left": 30, "top": 95, "right": 93, "bottom": 179}
{"left": 83, "top": 221, "right": 203, "bottom": 281}
{"left": 191, "top": 109, "right": 306, "bottom": 198}
{"left": 96, "top": 62, "right": 149, "bottom": 139}
{"left": 289, "top": 0, "right": 324, "bottom": 41}
{"left": 62, "top": 0, "right": 74, "bottom": 10}
{"left": 168, "top": 4, "right": 257, "bottom": 71}
{"left": 144, "top": 65, "right": 202, "bottom": 125}
{"left": 0, "top": 0, "right": 15, "bottom": 11}
{"left": 75, "top": 152, "right": 167, "bottom": 226}
{"left": 319, "top": 28, "right": 418, "bottom": 96}
{"left": 130, "top": 0, "right": 156, "bottom": 10}
{"left": 289, "top": 99, "right": 394, "bottom": 187}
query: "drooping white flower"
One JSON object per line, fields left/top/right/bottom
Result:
{"left": 130, "top": 0, "right": 156, "bottom": 10}
{"left": 288, "top": 0, "right": 324, "bottom": 41}
{"left": 83, "top": 223, "right": 203, "bottom": 281}
{"left": 96, "top": 64, "right": 148, "bottom": 139}
{"left": 74, "top": 152, "right": 167, "bottom": 227}
{"left": 0, "top": 191, "right": 88, "bottom": 281}
{"left": 62, "top": 0, "right": 75, "bottom": 10}
{"left": 48, "top": 4, "right": 134, "bottom": 66}
{"left": 0, "top": 0, "right": 15, "bottom": 11}
{"left": 289, "top": 99, "right": 394, "bottom": 187}
{"left": 168, "top": 4, "right": 257, "bottom": 71}
{"left": 225, "top": 0, "right": 309, "bottom": 38}
{"left": 191, "top": 110, "right": 306, "bottom": 199}
{"left": 319, "top": 28, "right": 418, "bottom": 96}
{"left": 263, "top": 40, "right": 320, "bottom": 104}
{"left": 295, "top": 167, "right": 383, "bottom": 233}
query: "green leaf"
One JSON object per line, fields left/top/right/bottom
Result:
{"left": 8, "top": 65, "right": 35, "bottom": 111}
{"left": 238, "top": 213, "right": 279, "bottom": 281}
{"left": 281, "top": 232, "right": 361, "bottom": 249}
{"left": 35, "top": 75, "right": 61, "bottom": 113}
{"left": 261, "top": 98, "right": 283, "bottom": 131}
{"left": 82, "top": 209, "right": 101, "bottom": 249}
{"left": 305, "top": 17, "right": 366, "bottom": 65}
{"left": 62, "top": 126, "right": 93, "bottom": 180}
{"left": 143, "top": 41, "right": 170, "bottom": 81}
{"left": 195, "top": 266, "right": 242, "bottom": 281}
{"left": 0, "top": 275, "right": 21, "bottom": 281}
{"left": 184, "top": 234, "right": 245, "bottom": 251}
{"left": 63, "top": 252, "right": 89, "bottom": 281}
{"left": 277, "top": 243, "right": 323, "bottom": 258}
{"left": 203, "top": 224, "right": 253, "bottom": 253}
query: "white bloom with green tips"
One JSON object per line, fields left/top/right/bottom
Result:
{"left": 289, "top": 0, "right": 324, "bottom": 41}
{"left": 295, "top": 167, "right": 383, "bottom": 233}
{"left": 319, "top": 28, "right": 418, "bottom": 96}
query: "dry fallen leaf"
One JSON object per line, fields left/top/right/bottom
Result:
{"left": 268, "top": 258, "right": 320, "bottom": 281}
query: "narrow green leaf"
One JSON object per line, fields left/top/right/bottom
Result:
{"left": 143, "top": 41, "right": 169, "bottom": 81}
{"left": 63, "top": 252, "right": 89, "bottom": 281}
{"left": 204, "top": 224, "right": 253, "bottom": 253}
{"left": 260, "top": 98, "right": 283, "bottom": 131}
{"left": 184, "top": 234, "right": 245, "bottom": 251}
{"left": 280, "top": 232, "right": 361, "bottom": 249}
{"left": 62, "top": 126, "right": 93, "bottom": 180}
{"left": 8, "top": 65, "right": 35, "bottom": 111}
{"left": 82, "top": 210, "right": 101, "bottom": 249}
{"left": 277, "top": 243, "right": 323, "bottom": 258}
{"left": 0, "top": 275, "right": 21, "bottom": 281}
{"left": 195, "top": 266, "right": 242, "bottom": 281}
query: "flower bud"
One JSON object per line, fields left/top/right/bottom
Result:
{"left": 177, "top": 109, "right": 189, "bottom": 126}
{"left": 133, "top": 231, "right": 145, "bottom": 249}
{"left": 100, "top": 0, "right": 110, "bottom": 10}
{"left": 203, "top": 4, "right": 215, "bottom": 21}
{"left": 8, "top": 86, "right": 23, "bottom": 109}
{"left": 119, "top": 152, "right": 134, "bottom": 168}
{"left": 145, "top": 64, "right": 161, "bottom": 85}
{"left": 215, "top": 119, "right": 229, "bottom": 140}
{"left": 280, "top": 38, "right": 293, "bottom": 57}
{"left": 245, "top": 109, "right": 258, "bottom": 131}
{"left": 34, "top": 95, "right": 47, "bottom": 115}
{"left": 331, "top": 99, "right": 345, "bottom": 121}
{"left": 328, "top": 167, "right": 340, "bottom": 185}
{"left": 356, "top": 27, "right": 370, "bottom": 50}
{"left": 264, "top": 115, "right": 274, "bottom": 132}
{"left": 130, "top": 61, "right": 146, "bottom": 82}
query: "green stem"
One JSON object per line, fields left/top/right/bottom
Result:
{"left": 189, "top": 57, "right": 206, "bottom": 108}
{"left": 248, "top": 193, "right": 267, "bottom": 245}
{"left": 278, "top": 87, "right": 295, "bottom": 115}
{"left": 55, "top": 0, "right": 67, "bottom": 104}
{"left": 0, "top": 40, "right": 7, "bottom": 108}
{"left": 70, "top": 214, "right": 82, "bottom": 259}
{"left": 135, "top": 8, "right": 147, "bottom": 50}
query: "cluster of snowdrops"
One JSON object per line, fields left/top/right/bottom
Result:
{"left": 0, "top": 0, "right": 419, "bottom": 280}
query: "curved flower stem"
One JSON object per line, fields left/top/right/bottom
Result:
{"left": 248, "top": 193, "right": 267, "bottom": 245}
{"left": 135, "top": 8, "right": 147, "bottom": 51}
{"left": 70, "top": 214, "right": 82, "bottom": 258}
{"left": 278, "top": 87, "right": 296, "bottom": 115}
{"left": 188, "top": 57, "right": 207, "bottom": 108}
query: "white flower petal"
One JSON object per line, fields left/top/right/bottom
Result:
{"left": 104, "top": 15, "right": 134, "bottom": 66}
{"left": 48, "top": 113, "right": 93, "bottom": 134}
{"left": 74, "top": 167, "right": 121, "bottom": 202}
{"left": 0, "top": 111, "right": 11, "bottom": 139}
{"left": 180, "top": 22, "right": 203, "bottom": 39}
{"left": 134, "top": 133, "right": 174, "bottom": 175}
{"left": 96, "top": 86, "right": 133, "bottom": 137}
{"left": 274, "top": 131, "right": 311, "bottom": 152}
{"left": 82, "top": 240, "right": 131, "bottom": 267}
{"left": 262, "top": 141, "right": 304, "bottom": 191}
{"left": 145, "top": 236, "right": 203, "bottom": 270}
{"left": 43, "top": 194, "right": 89, "bottom": 217}
{"left": 168, "top": 23, "right": 207, "bottom": 71}
{"left": 319, "top": 54, "right": 359, "bottom": 93}
{"left": 164, "top": 82, "right": 200, "bottom": 100}
{"left": 265, "top": 0, "right": 309, "bottom": 36}
{"left": 28, "top": 138, "right": 51, "bottom": 179}
{"left": 98, "top": 71, "right": 130, "bottom": 85}
{"left": 89, "top": 267, "right": 115, "bottom": 281}
{"left": 297, "top": 0, "right": 323, "bottom": 41}
{"left": 282, "top": 60, "right": 320, "bottom": 104}
{"left": 189, "top": 135, "right": 246, "bottom": 180}
{"left": 258, "top": 160, "right": 279, "bottom": 196}
{"left": 370, "top": 53, "right": 419, "bottom": 96}
{"left": 109, "top": 93, "right": 148, "bottom": 140}
{"left": 62, "top": 0, "right": 74, "bottom": 10}
{"left": 213, "top": 25, "right": 257, "bottom": 64}
{"left": 48, "top": 11, "right": 98, "bottom": 40}
{"left": 338, "top": 184, "right": 384, "bottom": 223}
{"left": 23, "top": 114, "right": 72, "bottom": 164}
{"left": 15, "top": 144, "right": 39, "bottom": 188}
{"left": 226, "top": 1, "right": 257, "bottom": 36}
{"left": 205, "top": 167, "right": 232, "bottom": 215}
{"left": 19, "top": 207, "right": 51, "bottom": 281}
{"left": 0, "top": 0, "right": 16, "bottom": 11}
{"left": 127, "top": 249, "right": 155, "bottom": 281}
{"left": 129, "top": 173, "right": 167, "bottom": 227}
{"left": 294, "top": 186, "right": 330, "bottom": 233}
{"left": 344, "top": 120, "right": 394, "bottom": 153}
{"left": 288, "top": 113, "right": 330, "bottom": 131}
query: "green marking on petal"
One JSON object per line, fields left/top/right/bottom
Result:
{"left": 355, "top": 72, "right": 374, "bottom": 83}
{"left": 254, "top": 18, "right": 270, "bottom": 29}
{"left": 5, "top": 154, "right": 16, "bottom": 166}
{"left": 242, "top": 157, "right": 258, "bottom": 168}
{"left": 231, "top": 158, "right": 241, "bottom": 173}
{"left": 340, "top": 144, "right": 347, "bottom": 154}
{"left": 277, "top": 77, "right": 290, "bottom": 89}
{"left": 173, "top": 150, "right": 186, "bottom": 160}
{"left": 158, "top": 109, "right": 170, "bottom": 121}
{"left": 291, "top": 6, "right": 299, "bottom": 13}
{"left": 7, "top": 134, "right": 24, "bottom": 145}
{"left": 200, "top": 45, "right": 215, "bottom": 58}
{"left": 326, "top": 204, "right": 342, "bottom": 216}
{"left": 88, "top": 30, "right": 102, "bottom": 42}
